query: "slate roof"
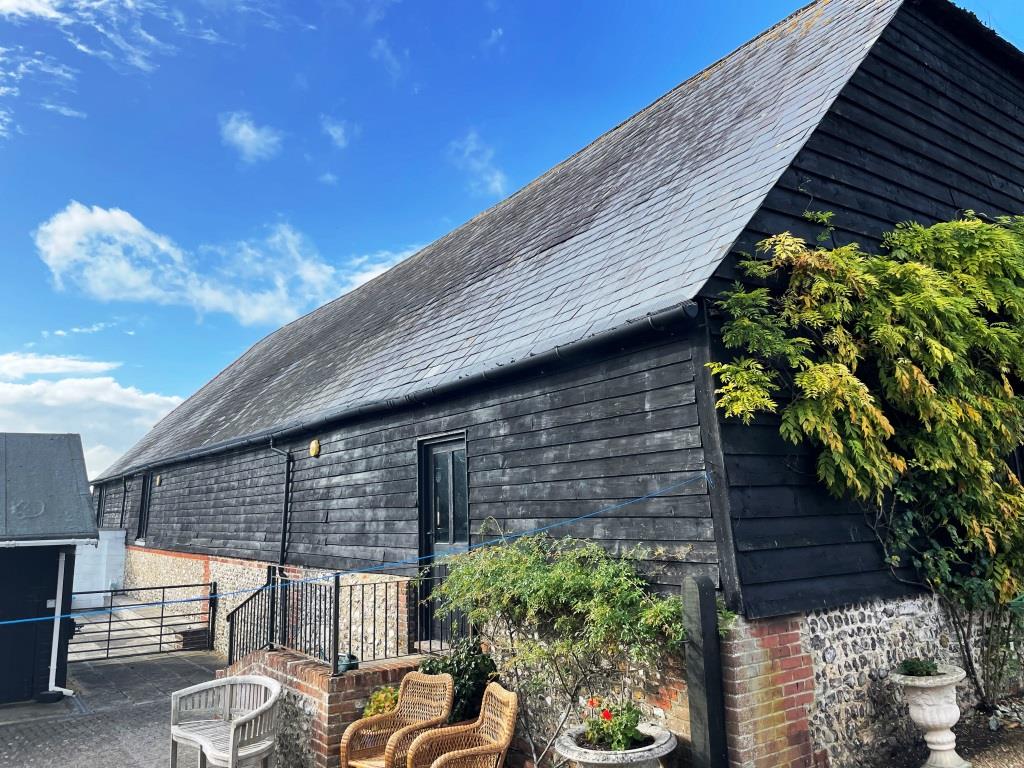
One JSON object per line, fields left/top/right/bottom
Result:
{"left": 99, "top": 0, "right": 903, "bottom": 480}
{"left": 2, "top": 434, "right": 99, "bottom": 543}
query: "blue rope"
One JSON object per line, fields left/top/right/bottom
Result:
{"left": 0, "top": 471, "right": 709, "bottom": 627}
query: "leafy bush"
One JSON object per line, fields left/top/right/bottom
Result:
{"left": 433, "top": 535, "right": 687, "bottom": 765}
{"left": 897, "top": 657, "right": 940, "bottom": 677}
{"left": 708, "top": 212, "right": 1024, "bottom": 706}
{"left": 419, "top": 638, "right": 497, "bottom": 722}
{"left": 363, "top": 685, "right": 399, "bottom": 717}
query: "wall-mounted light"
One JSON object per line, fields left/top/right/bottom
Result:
{"left": 309, "top": 439, "right": 321, "bottom": 458}
{"left": 155, "top": 475, "right": 162, "bottom": 486}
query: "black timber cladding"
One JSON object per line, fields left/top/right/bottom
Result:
{"left": 703, "top": 0, "right": 1024, "bottom": 618}
{"left": 102, "top": 329, "right": 718, "bottom": 589}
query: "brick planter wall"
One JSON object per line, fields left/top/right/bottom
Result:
{"left": 221, "top": 649, "right": 422, "bottom": 768}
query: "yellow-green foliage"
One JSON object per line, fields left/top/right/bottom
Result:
{"left": 708, "top": 213, "right": 1024, "bottom": 606}
{"left": 363, "top": 685, "right": 399, "bottom": 717}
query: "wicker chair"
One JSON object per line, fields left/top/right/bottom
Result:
{"left": 406, "top": 683, "right": 518, "bottom": 768}
{"left": 340, "top": 671, "right": 455, "bottom": 768}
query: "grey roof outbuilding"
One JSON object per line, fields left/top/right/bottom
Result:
{"left": 99, "top": 0, "right": 906, "bottom": 480}
{"left": 1, "top": 433, "right": 99, "bottom": 544}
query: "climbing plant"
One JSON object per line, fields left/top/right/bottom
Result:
{"left": 707, "top": 212, "right": 1024, "bottom": 706}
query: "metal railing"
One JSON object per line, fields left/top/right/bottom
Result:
{"left": 226, "top": 567, "right": 466, "bottom": 671}
{"left": 69, "top": 582, "right": 216, "bottom": 662}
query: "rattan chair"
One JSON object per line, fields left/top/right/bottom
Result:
{"left": 406, "top": 683, "right": 518, "bottom": 768}
{"left": 341, "top": 671, "right": 455, "bottom": 768}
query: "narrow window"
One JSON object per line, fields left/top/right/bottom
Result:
{"left": 135, "top": 472, "right": 153, "bottom": 541}
{"left": 95, "top": 483, "right": 106, "bottom": 527}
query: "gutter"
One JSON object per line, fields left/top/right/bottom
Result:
{"left": 94, "top": 300, "right": 699, "bottom": 483}
{"left": 0, "top": 538, "right": 98, "bottom": 548}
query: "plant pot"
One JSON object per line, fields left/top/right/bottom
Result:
{"left": 890, "top": 664, "right": 971, "bottom": 768}
{"left": 553, "top": 724, "right": 676, "bottom": 768}
{"left": 335, "top": 653, "right": 359, "bottom": 674}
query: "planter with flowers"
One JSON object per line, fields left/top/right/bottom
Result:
{"left": 553, "top": 698, "right": 676, "bottom": 768}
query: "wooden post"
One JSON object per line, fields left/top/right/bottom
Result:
{"left": 683, "top": 575, "right": 728, "bottom": 768}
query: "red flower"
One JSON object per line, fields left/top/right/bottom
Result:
{"left": 601, "top": 709, "right": 613, "bottom": 722}
{"left": 587, "top": 697, "right": 600, "bottom": 708}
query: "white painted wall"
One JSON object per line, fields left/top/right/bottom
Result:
{"left": 72, "top": 529, "right": 126, "bottom": 608}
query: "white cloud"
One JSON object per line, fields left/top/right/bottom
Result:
{"left": 219, "top": 111, "right": 283, "bottom": 163}
{"left": 0, "top": 351, "right": 120, "bottom": 380}
{"left": 447, "top": 128, "right": 508, "bottom": 198}
{"left": 482, "top": 27, "right": 504, "bottom": 49}
{"left": 370, "top": 37, "right": 401, "bottom": 81}
{"left": 0, "top": 2, "right": 277, "bottom": 135}
{"left": 34, "top": 200, "right": 418, "bottom": 326}
{"left": 0, "top": 374, "right": 182, "bottom": 476}
{"left": 320, "top": 115, "right": 349, "bottom": 149}
{"left": 43, "top": 320, "right": 116, "bottom": 337}
{"left": 0, "top": 0, "right": 62, "bottom": 21}
{"left": 319, "top": 171, "right": 338, "bottom": 185}
{"left": 0, "top": 45, "right": 76, "bottom": 135}
{"left": 40, "top": 100, "right": 86, "bottom": 118}
{"left": 362, "top": 0, "right": 397, "bottom": 26}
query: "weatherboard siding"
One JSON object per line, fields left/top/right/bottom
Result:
{"left": 703, "top": 1, "right": 1024, "bottom": 618}
{"left": 96, "top": 329, "right": 718, "bottom": 589}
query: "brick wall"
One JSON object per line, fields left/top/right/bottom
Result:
{"left": 221, "top": 649, "right": 422, "bottom": 768}
{"left": 721, "top": 616, "right": 815, "bottom": 768}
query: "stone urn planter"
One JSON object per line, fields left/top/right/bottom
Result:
{"left": 890, "top": 664, "right": 971, "bottom": 768}
{"left": 553, "top": 723, "right": 677, "bottom": 768}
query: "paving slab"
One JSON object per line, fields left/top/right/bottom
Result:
{"left": 0, "top": 650, "right": 222, "bottom": 768}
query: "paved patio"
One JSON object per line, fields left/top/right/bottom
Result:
{"left": 0, "top": 650, "right": 222, "bottom": 767}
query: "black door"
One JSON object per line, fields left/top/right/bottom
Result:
{"left": 0, "top": 549, "right": 53, "bottom": 703}
{"left": 418, "top": 437, "right": 468, "bottom": 644}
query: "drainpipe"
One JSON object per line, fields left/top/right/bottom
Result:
{"left": 47, "top": 551, "right": 73, "bottom": 698}
{"left": 269, "top": 438, "right": 293, "bottom": 566}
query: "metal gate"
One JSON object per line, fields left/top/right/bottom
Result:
{"left": 68, "top": 582, "right": 217, "bottom": 662}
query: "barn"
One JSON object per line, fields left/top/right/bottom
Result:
{"left": 0, "top": 433, "right": 98, "bottom": 704}
{"left": 91, "top": 0, "right": 1024, "bottom": 765}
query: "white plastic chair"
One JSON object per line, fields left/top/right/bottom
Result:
{"left": 170, "top": 675, "right": 281, "bottom": 768}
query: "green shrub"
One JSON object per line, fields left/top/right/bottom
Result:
{"left": 897, "top": 658, "right": 940, "bottom": 677}
{"left": 419, "top": 638, "right": 497, "bottom": 722}
{"left": 433, "top": 535, "right": 687, "bottom": 765}
{"left": 363, "top": 685, "right": 399, "bottom": 717}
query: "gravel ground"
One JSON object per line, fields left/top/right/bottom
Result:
{"left": 890, "top": 699, "right": 1024, "bottom": 768}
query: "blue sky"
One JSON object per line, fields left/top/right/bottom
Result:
{"left": 1, "top": 0, "right": 1022, "bottom": 475}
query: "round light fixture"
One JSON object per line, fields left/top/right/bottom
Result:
{"left": 309, "top": 438, "right": 321, "bottom": 458}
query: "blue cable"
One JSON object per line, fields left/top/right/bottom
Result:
{"left": 0, "top": 471, "right": 709, "bottom": 627}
